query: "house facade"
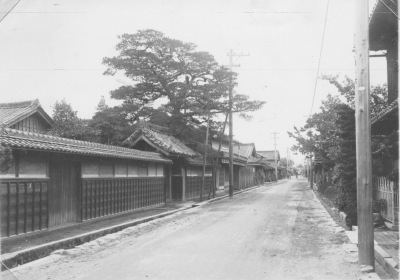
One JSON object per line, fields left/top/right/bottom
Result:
{"left": 369, "top": 0, "right": 398, "bottom": 230}
{"left": 257, "top": 150, "right": 287, "bottom": 180}
{"left": 211, "top": 140, "right": 271, "bottom": 190}
{"left": 0, "top": 101, "right": 172, "bottom": 238}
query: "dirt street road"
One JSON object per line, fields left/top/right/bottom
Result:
{"left": 10, "top": 179, "right": 361, "bottom": 280}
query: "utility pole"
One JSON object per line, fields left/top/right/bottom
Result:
{"left": 200, "top": 113, "right": 210, "bottom": 202}
{"left": 310, "top": 155, "right": 313, "bottom": 190}
{"left": 286, "top": 148, "right": 289, "bottom": 178}
{"left": 355, "top": 0, "right": 374, "bottom": 268}
{"left": 271, "top": 132, "right": 279, "bottom": 181}
{"left": 227, "top": 49, "right": 249, "bottom": 197}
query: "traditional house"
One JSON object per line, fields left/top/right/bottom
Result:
{"left": 0, "top": 99, "right": 53, "bottom": 133}
{"left": 257, "top": 150, "right": 280, "bottom": 163}
{"left": 211, "top": 140, "right": 268, "bottom": 190}
{"left": 211, "top": 140, "right": 245, "bottom": 190}
{"left": 124, "top": 122, "right": 213, "bottom": 201}
{"left": 247, "top": 155, "right": 271, "bottom": 185}
{"left": 0, "top": 101, "right": 172, "bottom": 238}
{"left": 233, "top": 143, "right": 263, "bottom": 189}
{"left": 369, "top": 0, "right": 398, "bottom": 230}
{"left": 257, "top": 150, "right": 286, "bottom": 180}
{"left": 254, "top": 154, "right": 276, "bottom": 182}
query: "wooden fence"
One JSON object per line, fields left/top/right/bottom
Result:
{"left": 1, "top": 177, "right": 165, "bottom": 237}
{"left": 185, "top": 176, "right": 212, "bottom": 200}
{"left": 373, "top": 176, "right": 399, "bottom": 225}
{"left": 239, "top": 167, "right": 255, "bottom": 189}
{"left": 81, "top": 177, "right": 165, "bottom": 221}
{"left": 1, "top": 179, "right": 49, "bottom": 237}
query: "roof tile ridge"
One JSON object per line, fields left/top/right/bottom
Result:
{"left": 0, "top": 100, "right": 36, "bottom": 109}
{"left": 5, "top": 128, "right": 163, "bottom": 157}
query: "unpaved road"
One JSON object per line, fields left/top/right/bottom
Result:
{"left": 10, "top": 178, "right": 362, "bottom": 280}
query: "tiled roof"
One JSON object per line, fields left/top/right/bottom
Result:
{"left": 0, "top": 128, "right": 171, "bottom": 164}
{"left": 233, "top": 143, "right": 255, "bottom": 159}
{"left": 257, "top": 151, "right": 280, "bottom": 161}
{"left": 210, "top": 140, "right": 247, "bottom": 161}
{"left": 0, "top": 99, "right": 53, "bottom": 127}
{"left": 371, "top": 100, "right": 398, "bottom": 125}
{"left": 124, "top": 122, "right": 198, "bottom": 157}
{"left": 248, "top": 156, "right": 274, "bottom": 169}
{"left": 247, "top": 155, "right": 262, "bottom": 165}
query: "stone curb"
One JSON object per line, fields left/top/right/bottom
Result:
{"left": 352, "top": 226, "right": 399, "bottom": 280}
{"left": 1, "top": 181, "right": 278, "bottom": 270}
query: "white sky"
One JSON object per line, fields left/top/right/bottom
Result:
{"left": 0, "top": 0, "right": 386, "bottom": 164}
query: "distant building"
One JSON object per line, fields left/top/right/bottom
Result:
{"left": 257, "top": 150, "right": 287, "bottom": 179}
{"left": 257, "top": 150, "right": 280, "bottom": 163}
{"left": 0, "top": 99, "right": 53, "bottom": 133}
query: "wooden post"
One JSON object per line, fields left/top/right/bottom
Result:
{"left": 215, "top": 162, "right": 219, "bottom": 193}
{"left": 310, "top": 156, "right": 314, "bottom": 190}
{"left": 227, "top": 49, "right": 249, "bottom": 197}
{"left": 168, "top": 165, "right": 172, "bottom": 203}
{"left": 182, "top": 167, "right": 186, "bottom": 201}
{"left": 201, "top": 113, "right": 210, "bottom": 202}
{"left": 355, "top": 0, "right": 374, "bottom": 267}
{"left": 228, "top": 50, "right": 234, "bottom": 198}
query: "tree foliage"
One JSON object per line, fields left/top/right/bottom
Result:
{"left": 288, "top": 94, "right": 342, "bottom": 168}
{"left": 101, "top": 29, "right": 264, "bottom": 143}
{"left": 280, "top": 157, "right": 295, "bottom": 168}
{"left": 0, "top": 144, "right": 13, "bottom": 173}
{"left": 0, "top": 126, "right": 13, "bottom": 173}
{"left": 48, "top": 99, "right": 100, "bottom": 141}
{"left": 330, "top": 103, "right": 357, "bottom": 225}
{"left": 89, "top": 97, "right": 135, "bottom": 145}
{"left": 288, "top": 75, "right": 389, "bottom": 226}
{"left": 322, "top": 75, "right": 389, "bottom": 118}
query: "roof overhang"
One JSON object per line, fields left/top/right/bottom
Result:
{"left": 127, "top": 134, "right": 171, "bottom": 157}
{"left": 220, "top": 157, "right": 247, "bottom": 166}
{"left": 371, "top": 101, "right": 399, "bottom": 135}
{"left": 369, "top": 0, "right": 398, "bottom": 51}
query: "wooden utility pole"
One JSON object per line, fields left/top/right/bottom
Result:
{"left": 287, "top": 148, "right": 289, "bottom": 177}
{"left": 200, "top": 113, "right": 210, "bottom": 202}
{"left": 310, "top": 155, "right": 313, "bottom": 190}
{"left": 271, "top": 132, "right": 279, "bottom": 181}
{"left": 355, "top": 0, "right": 374, "bottom": 267}
{"left": 227, "top": 49, "right": 249, "bottom": 197}
{"left": 211, "top": 112, "right": 229, "bottom": 199}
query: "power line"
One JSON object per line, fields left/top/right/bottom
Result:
{"left": 378, "top": 0, "right": 400, "bottom": 20}
{"left": 309, "top": 0, "right": 330, "bottom": 118}
{"left": 305, "top": 0, "right": 329, "bottom": 193}
{"left": 0, "top": 0, "right": 21, "bottom": 24}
